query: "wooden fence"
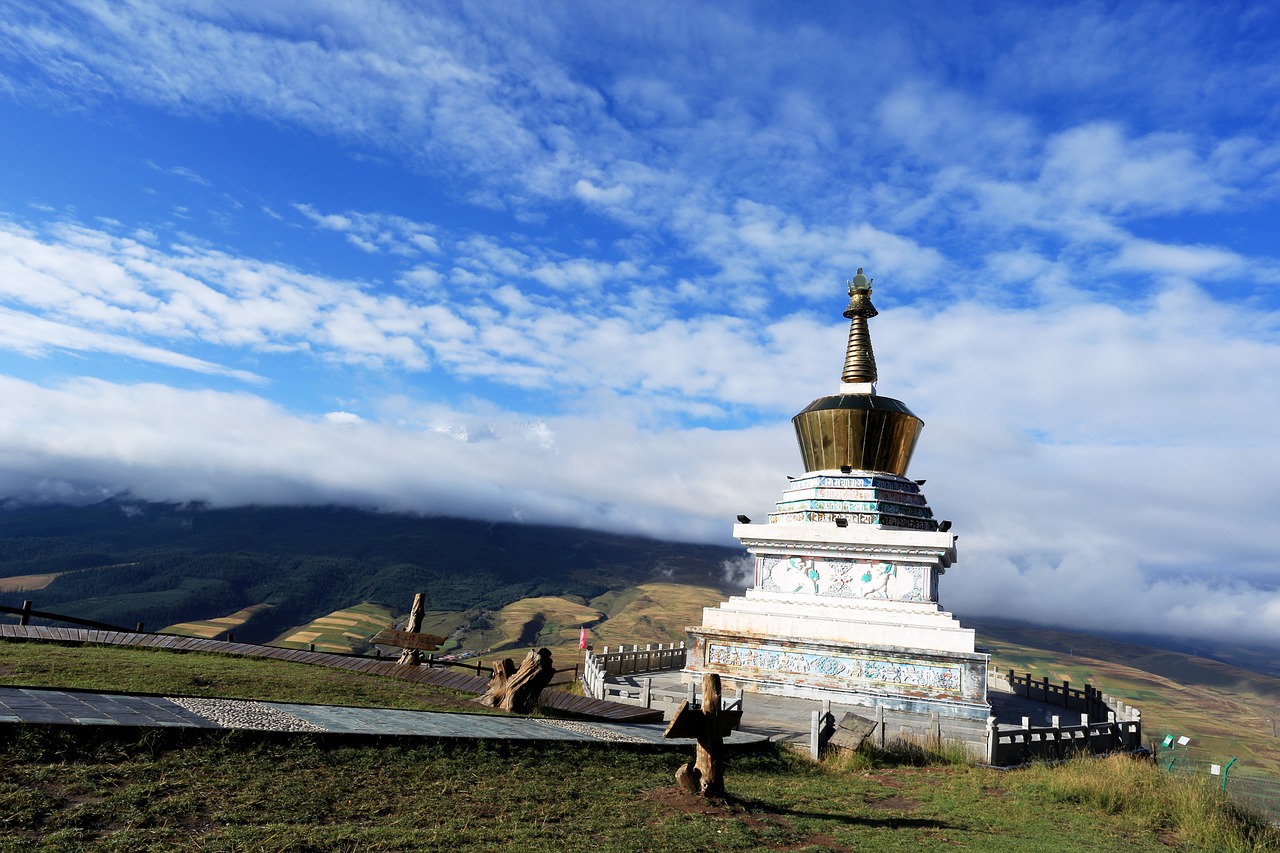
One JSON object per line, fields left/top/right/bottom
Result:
{"left": 1, "top": 600, "right": 148, "bottom": 633}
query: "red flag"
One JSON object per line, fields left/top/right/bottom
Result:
{"left": 579, "top": 627, "right": 588, "bottom": 650}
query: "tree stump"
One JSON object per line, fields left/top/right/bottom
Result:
{"left": 663, "top": 673, "right": 732, "bottom": 797}
{"left": 475, "top": 647, "right": 555, "bottom": 713}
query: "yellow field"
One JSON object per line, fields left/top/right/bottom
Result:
{"left": 272, "top": 602, "right": 397, "bottom": 653}
{"left": 485, "top": 596, "right": 603, "bottom": 653}
{"left": 163, "top": 604, "right": 274, "bottom": 639}
{"left": 432, "top": 582, "right": 728, "bottom": 655}
{"left": 588, "top": 582, "right": 725, "bottom": 647}
{"left": 0, "top": 572, "right": 61, "bottom": 593}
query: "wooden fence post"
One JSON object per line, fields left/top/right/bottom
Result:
{"left": 20, "top": 600, "right": 32, "bottom": 626}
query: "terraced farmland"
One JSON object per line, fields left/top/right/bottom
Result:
{"left": 272, "top": 602, "right": 395, "bottom": 653}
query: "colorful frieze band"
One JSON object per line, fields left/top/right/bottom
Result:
{"left": 785, "top": 487, "right": 929, "bottom": 506}
{"left": 773, "top": 499, "right": 934, "bottom": 519}
{"left": 789, "top": 474, "right": 922, "bottom": 493}
{"left": 769, "top": 511, "right": 939, "bottom": 531}
{"left": 704, "top": 641, "right": 964, "bottom": 698}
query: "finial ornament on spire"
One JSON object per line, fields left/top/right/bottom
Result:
{"left": 841, "top": 267, "right": 879, "bottom": 385}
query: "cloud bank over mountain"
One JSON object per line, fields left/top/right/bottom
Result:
{"left": 1, "top": 2, "right": 1279, "bottom": 648}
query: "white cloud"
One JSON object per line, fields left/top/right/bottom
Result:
{"left": 0, "top": 219, "right": 444, "bottom": 372}
{"left": 574, "top": 179, "right": 634, "bottom": 206}
{"left": 292, "top": 204, "right": 441, "bottom": 257}
{"left": 4, "top": 2, "right": 1280, "bottom": 655}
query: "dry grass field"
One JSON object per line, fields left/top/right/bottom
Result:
{"left": 0, "top": 572, "right": 61, "bottom": 593}
{"left": 588, "top": 582, "right": 727, "bottom": 647}
{"left": 162, "top": 603, "right": 274, "bottom": 639}
{"left": 272, "top": 602, "right": 396, "bottom": 653}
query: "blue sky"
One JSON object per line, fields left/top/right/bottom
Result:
{"left": 2, "top": 1, "right": 1280, "bottom": 648}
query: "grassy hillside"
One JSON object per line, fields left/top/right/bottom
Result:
{"left": 272, "top": 602, "right": 396, "bottom": 653}
{"left": 588, "top": 581, "right": 727, "bottom": 647}
{"left": 9, "top": 731, "right": 1277, "bottom": 853}
{"left": 974, "top": 619, "right": 1280, "bottom": 780}
{"left": 162, "top": 603, "right": 274, "bottom": 639}
{"left": 0, "top": 501, "right": 739, "bottom": 645}
{"left": 0, "top": 571, "right": 61, "bottom": 593}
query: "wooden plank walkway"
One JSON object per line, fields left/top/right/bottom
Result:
{"left": 0, "top": 625, "right": 663, "bottom": 723}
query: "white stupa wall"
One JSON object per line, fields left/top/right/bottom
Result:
{"left": 686, "top": 469, "right": 989, "bottom": 720}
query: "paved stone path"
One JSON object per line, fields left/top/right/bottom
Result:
{"left": 0, "top": 685, "right": 766, "bottom": 746}
{"left": 0, "top": 624, "right": 662, "bottom": 723}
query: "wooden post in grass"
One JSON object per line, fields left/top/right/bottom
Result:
{"left": 370, "top": 593, "right": 445, "bottom": 665}
{"left": 397, "top": 593, "right": 427, "bottom": 665}
{"left": 664, "top": 673, "right": 740, "bottom": 797}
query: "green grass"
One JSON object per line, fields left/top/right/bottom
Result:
{"left": 0, "top": 641, "right": 483, "bottom": 714}
{"left": 1, "top": 640, "right": 1277, "bottom": 851}
{"left": 2, "top": 729, "right": 1276, "bottom": 852}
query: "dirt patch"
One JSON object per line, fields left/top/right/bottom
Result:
{"left": 866, "top": 773, "right": 904, "bottom": 788}
{"left": 641, "top": 786, "right": 777, "bottom": 823}
{"left": 865, "top": 795, "right": 922, "bottom": 812}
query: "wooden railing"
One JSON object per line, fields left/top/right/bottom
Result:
{"left": 0, "top": 600, "right": 141, "bottom": 633}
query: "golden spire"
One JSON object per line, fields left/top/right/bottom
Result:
{"left": 790, "top": 268, "right": 924, "bottom": 475}
{"left": 841, "top": 268, "right": 878, "bottom": 385}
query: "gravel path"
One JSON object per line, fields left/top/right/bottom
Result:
{"left": 166, "top": 697, "right": 328, "bottom": 732}
{"left": 537, "top": 718, "right": 654, "bottom": 744}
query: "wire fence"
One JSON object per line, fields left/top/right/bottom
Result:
{"left": 1157, "top": 742, "right": 1280, "bottom": 825}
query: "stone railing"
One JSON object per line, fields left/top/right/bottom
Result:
{"left": 986, "top": 670, "right": 1143, "bottom": 765}
{"left": 987, "top": 713, "right": 1144, "bottom": 766}
{"left": 581, "top": 642, "right": 686, "bottom": 701}
{"left": 1001, "top": 669, "right": 1141, "bottom": 724}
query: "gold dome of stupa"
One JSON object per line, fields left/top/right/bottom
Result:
{"left": 791, "top": 269, "right": 924, "bottom": 476}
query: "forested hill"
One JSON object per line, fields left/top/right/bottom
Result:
{"left": 0, "top": 500, "right": 741, "bottom": 644}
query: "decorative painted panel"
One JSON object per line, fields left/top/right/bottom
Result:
{"left": 705, "top": 641, "right": 964, "bottom": 697}
{"left": 759, "top": 555, "right": 929, "bottom": 602}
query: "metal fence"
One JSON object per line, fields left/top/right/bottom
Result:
{"left": 1158, "top": 742, "right": 1280, "bottom": 825}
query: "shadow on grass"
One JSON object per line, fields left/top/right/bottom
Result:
{"left": 718, "top": 793, "right": 957, "bottom": 831}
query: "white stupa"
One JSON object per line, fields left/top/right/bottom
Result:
{"left": 686, "top": 269, "right": 989, "bottom": 722}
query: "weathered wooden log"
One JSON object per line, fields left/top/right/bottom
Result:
{"left": 475, "top": 648, "right": 555, "bottom": 713}
{"left": 664, "top": 673, "right": 729, "bottom": 797}
{"left": 397, "top": 592, "right": 428, "bottom": 666}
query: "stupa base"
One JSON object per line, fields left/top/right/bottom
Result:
{"left": 685, "top": 627, "right": 990, "bottom": 722}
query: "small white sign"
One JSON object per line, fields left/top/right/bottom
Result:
{"left": 1211, "top": 764, "right": 1222, "bottom": 776}
{"left": 1177, "top": 736, "right": 1191, "bottom": 746}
